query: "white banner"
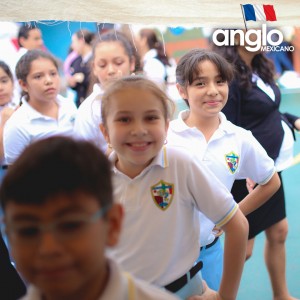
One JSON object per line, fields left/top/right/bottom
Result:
{"left": 1, "top": 0, "right": 299, "bottom": 27}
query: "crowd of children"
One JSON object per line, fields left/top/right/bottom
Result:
{"left": 0, "top": 24, "right": 298, "bottom": 300}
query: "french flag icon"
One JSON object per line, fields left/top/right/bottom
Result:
{"left": 242, "top": 4, "right": 277, "bottom": 21}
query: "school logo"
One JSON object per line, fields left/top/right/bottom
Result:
{"left": 151, "top": 180, "right": 174, "bottom": 210}
{"left": 225, "top": 151, "right": 239, "bottom": 174}
{"left": 212, "top": 4, "right": 294, "bottom": 53}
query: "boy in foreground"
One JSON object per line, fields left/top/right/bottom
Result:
{"left": 0, "top": 136, "right": 179, "bottom": 300}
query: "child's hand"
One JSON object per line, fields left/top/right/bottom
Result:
{"left": 294, "top": 118, "right": 300, "bottom": 131}
{"left": 246, "top": 177, "right": 256, "bottom": 193}
{"left": 186, "top": 280, "right": 221, "bottom": 300}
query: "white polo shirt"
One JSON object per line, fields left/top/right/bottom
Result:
{"left": 143, "top": 49, "right": 166, "bottom": 86}
{"left": 3, "top": 95, "right": 77, "bottom": 165}
{"left": 168, "top": 110, "right": 275, "bottom": 245}
{"left": 0, "top": 102, "right": 16, "bottom": 165}
{"left": 20, "top": 257, "right": 179, "bottom": 300}
{"left": 73, "top": 84, "right": 107, "bottom": 153}
{"left": 108, "top": 145, "right": 238, "bottom": 286}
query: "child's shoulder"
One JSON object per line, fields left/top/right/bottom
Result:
{"left": 5, "top": 103, "right": 28, "bottom": 125}
{"left": 222, "top": 115, "right": 254, "bottom": 138}
{"left": 164, "top": 145, "right": 202, "bottom": 168}
{"left": 78, "top": 84, "right": 103, "bottom": 110}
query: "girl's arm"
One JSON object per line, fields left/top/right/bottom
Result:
{"left": 218, "top": 209, "right": 248, "bottom": 300}
{"left": 188, "top": 209, "right": 248, "bottom": 300}
{"left": 238, "top": 172, "right": 281, "bottom": 216}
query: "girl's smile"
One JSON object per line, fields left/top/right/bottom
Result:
{"left": 101, "top": 86, "right": 169, "bottom": 178}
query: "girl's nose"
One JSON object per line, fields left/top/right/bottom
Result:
{"left": 130, "top": 122, "right": 148, "bottom": 136}
{"left": 207, "top": 83, "right": 219, "bottom": 96}
{"left": 45, "top": 75, "right": 53, "bottom": 84}
{"left": 107, "top": 64, "right": 116, "bottom": 75}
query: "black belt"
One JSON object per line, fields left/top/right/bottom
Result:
{"left": 200, "top": 236, "right": 219, "bottom": 251}
{"left": 164, "top": 260, "right": 203, "bottom": 293}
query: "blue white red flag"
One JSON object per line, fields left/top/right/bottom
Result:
{"left": 242, "top": 4, "right": 277, "bottom": 21}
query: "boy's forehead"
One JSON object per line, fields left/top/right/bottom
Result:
{"left": 4, "top": 194, "right": 100, "bottom": 220}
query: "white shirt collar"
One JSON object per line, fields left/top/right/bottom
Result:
{"left": 252, "top": 73, "right": 275, "bottom": 101}
{"left": 93, "top": 83, "right": 104, "bottom": 95}
{"left": 170, "top": 109, "right": 236, "bottom": 135}
{"left": 20, "top": 95, "right": 65, "bottom": 120}
{"left": 110, "top": 146, "right": 169, "bottom": 178}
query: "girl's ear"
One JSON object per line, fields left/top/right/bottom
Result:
{"left": 18, "top": 80, "right": 28, "bottom": 93}
{"left": 99, "top": 123, "right": 110, "bottom": 144}
{"left": 176, "top": 83, "right": 188, "bottom": 100}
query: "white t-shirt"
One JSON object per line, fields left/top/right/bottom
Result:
{"left": 20, "top": 257, "right": 179, "bottom": 300}
{"left": 108, "top": 145, "right": 238, "bottom": 286}
{"left": 73, "top": 84, "right": 107, "bottom": 153}
{"left": 3, "top": 95, "right": 77, "bottom": 164}
{"left": 168, "top": 110, "right": 276, "bottom": 245}
{"left": 0, "top": 102, "right": 16, "bottom": 165}
{"left": 143, "top": 49, "right": 166, "bottom": 86}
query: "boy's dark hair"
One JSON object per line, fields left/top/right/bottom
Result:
{"left": 0, "top": 136, "right": 113, "bottom": 210}
{"left": 75, "top": 29, "right": 95, "bottom": 45}
{"left": 17, "top": 24, "right": 39, "bottom": 47}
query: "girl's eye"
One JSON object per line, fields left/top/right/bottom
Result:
{"left": 146, "top": 115, "right": 160, "bottom": 121}
{"left": 51, "top": 71, "right": 58, "bottom": 76}
{"left": 0, "top": 78, "right": 9, "bottom": 84}
{"left": 192, "top": 79, "right": 205, "bottom": 86}
{"left": 217, "top": 79, "right": 226, "bottom": 85}
{"left": 115, "top": 61, "right": 124, "bottom": 66}
{"left": 34, "top": 75, "right": 42, "bottom": 79}
{"left": 118, "top": 117, "right": 130, "bottom": 123}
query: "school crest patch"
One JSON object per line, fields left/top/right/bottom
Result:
{"left": 225, "top": 151, "right": 239, "bottom": 174}
{"left": 151, "top": 180, "right": 174, "bottom": 210}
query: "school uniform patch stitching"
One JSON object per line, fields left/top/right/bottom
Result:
{"left": 225, "top": 151, "right": 239, "bottom": 174}
{"left": 151, "top": 180, "right": 174, "bottom": 210}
